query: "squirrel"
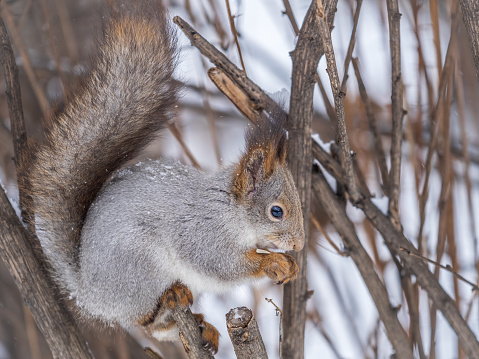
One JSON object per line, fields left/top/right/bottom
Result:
{"left": 20, "top": 0, "right": 305, "bottom": 354}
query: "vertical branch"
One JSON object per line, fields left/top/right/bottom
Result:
{"left": 0, "top": 12, "right": 31, "bottom": 222}
{"left": 386, "top": 0, "right": 405, "bottom": 231}
{"left": 315, "top": 0, "right": 361, "bottom": 202}
{"left": 340, "top": 0, "right": 363, "bottom": 93}
{"left": 0, "top": 2, "right": 49, "bottom": 114}
{"left": 352, "top": 58, "right": 389, "bottom": 192}
{"left": 282, "top": 1, "right": 335, "bottom": 356}
{"left": 460, "top": 0, "right": 479, "bottom": 79}
{"left": 224, "top": 0, "right": 246, "bottom": 74}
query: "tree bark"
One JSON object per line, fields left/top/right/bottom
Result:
{"left": 460, "top": 0, "right": 479, "bottom": 80}
{"left": 226, "top": 307, "right": 268, "bottom": 359}
{"left": 282, "top": 1, "right": 336, "bottom": 357}
{"left": 0, "top": 190, "right": 93, "bottom": 359}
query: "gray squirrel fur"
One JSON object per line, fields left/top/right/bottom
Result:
{"left": 22, "top": 0, "right": 305, "bottom": 349}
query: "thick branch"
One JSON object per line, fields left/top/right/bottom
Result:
{"left": 311, "top": 169, "right": 413, "bottom": 359}
{"left": 282, "top": 1, "right": 338, "bottom": 356}
{"left": 0, "top": 190, "right": 92, "bottom": 359}
{"left": 0, "top": 12, "right": 31, "bottom": 223}
{"left": 460, "top": 0, "right": 479, "bottom": 80}
{"left": 226, "top": 307, "right": 268, "bottom": 359}
{"left": 173, "top": 307, "right": 214, "bottom": 359}
{"left": 174, "top": 16, "right": 280, "bottom": 115}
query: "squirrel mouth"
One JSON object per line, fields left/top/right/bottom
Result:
{"left": 256, "top": 243, "right": 286, "bottom": 254}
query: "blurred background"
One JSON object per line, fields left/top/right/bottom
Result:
{"left": 0, "top": 0, "right": 478, "bottom": 358}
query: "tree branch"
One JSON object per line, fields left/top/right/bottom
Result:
{"left": 225, "top": 307, "right": 268, "bottom": 359}
{"left": 385, "top": 0, "right": 405, "bottom": 231}
{"left": 460, "top": 0, "right": 479, "bottom": 80}
{"left": 311, "top": 168, "right": 413, "bottom": 359}
{"left": 0, "top": 190, "right": 93, "bottom": 359}
{"left": 172, "top": 308, "right": 214, "bottom": 359}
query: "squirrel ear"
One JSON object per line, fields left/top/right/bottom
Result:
{"left": 276, "top": 132, "right": 287, "bottom": 165}
{"left": 232, "top": 148, "right": 265, "bottom": 199}
{"left": 245, "top": 149, "right": 265, "bottom": 195}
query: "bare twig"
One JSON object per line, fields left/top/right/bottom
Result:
{"left": 385, "top": 0, "right": 405, "bottom": 231}
{"left": 224, "top": 0, "right": 246, "bottom": 74}
{"left": 340, "top": 0, "right": 362, "bottom": 93}
{"left": 282, "top": 0, "right": 300, "bottom": 35}
{"left": 174, "top": 16, "right": 280, "bottom": 115}
{"left": 226, "top": 307, "right": 268, "bottom": 359}
{"left": 167, "top": 123, "right": 202, "bottom": 169}
{"left": 265, "top": 298, "right": 283, "bottom": 359}
{"left": 399, "top": 247, "right": 478, "bottom": 291}
{"left": 417, "top": 3, "right": 460, "bottom": 254}
{"left": 351, "top": 58, "right": 389, "bottom": 193}
{"left": 316, "top": 0, "right": 361, "bottom": 202}
{"left": 0, "top": 2, "right": 49, "bottom": 114}
{"left": 207, "top": 67, "right": 262, "bottom": 124}
{"left": 356, "top": 199, "right": 479, "bottom": 358}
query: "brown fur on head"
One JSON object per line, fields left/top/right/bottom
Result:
{"left": 232, "top": 114, "right": 288, "bottom": 199}
{"left": 230, "top": 113, "right": 305, "bottom": 252}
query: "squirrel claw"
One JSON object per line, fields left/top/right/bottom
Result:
{"left": 194, "top": 313, "right": 219, "bottom": 354}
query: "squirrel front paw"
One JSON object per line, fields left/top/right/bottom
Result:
{"left": 161, "top": 282, "right": 194, "bottom": 309}
{"left": 263, "top": 253, "right": 299, "bottom": 285}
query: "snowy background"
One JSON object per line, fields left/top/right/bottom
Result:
{"left": 0, "top": 0, "right": 478, "bottom": 358}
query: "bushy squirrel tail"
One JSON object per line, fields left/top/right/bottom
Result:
{"left": 21, "top": 0, "right": 179, "bottom": 293}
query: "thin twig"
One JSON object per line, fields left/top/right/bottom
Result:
{"left": 385, "top": 0, "right": 405, "bottom": 231}
{"left": 224, "top": 0, "right": 246, "bottom": 74}
{"left": 417, "top": 3, "right": 460, "bottom": 254}
{"left": 399, "top": 247, "right": 478, "bottom": 292}
{"left": 310, "top": 213, "right": 347, "bottom": 256}
{"left": 316, "top": 0, "right": 361, "bottom": 202}
{"left": 265, "top": 298, "right": 283, "bottom": 359}
{"left": 174, "top": 16, "right": 280, "bottom": 114}
{"left": 282, "top": 0, "right": 300, "bottom": 35}
{"left": 351, "top": 58, "right": 389, "bottom": 193}
{"left": 340, "top": 0, "right": 362, "bottom": 93}
{"left": 0, "top": 1, "right": 49, "bottom": 114}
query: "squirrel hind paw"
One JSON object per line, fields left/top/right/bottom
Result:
{"left": 193, "top": 313, "right": 220, "bottom": 355}
{"left": 161, "top": 282, "right": 194, "bottom": 310}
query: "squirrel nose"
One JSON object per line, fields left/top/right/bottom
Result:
{"left": 293, "top": 238, "right": 305, "bottom": 252}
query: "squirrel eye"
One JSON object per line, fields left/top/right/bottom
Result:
{"left": 270, "top": 205, "right": 283, "bottom": 219}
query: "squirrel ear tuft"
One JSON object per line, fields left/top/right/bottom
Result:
{"left": 276, "top": 131, "right": 287, "bottom": 165}
{"left": 245, "top": 149, "right": 265, "bottom": 194}
{"left": 232, "top": 148, "right": 266, "bottom": 200}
